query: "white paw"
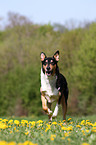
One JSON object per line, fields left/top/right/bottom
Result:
{"left": 52, "top": 115, "right": 56, "bottom": 119}
{"left": 48, "top": 108, "right": 53, "bottom": 115}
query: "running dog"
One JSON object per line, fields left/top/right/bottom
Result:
{"left": 40, "top": 50, "right": 68, "bottom": 121}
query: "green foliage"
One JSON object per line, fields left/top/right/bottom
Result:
{"left": 0, "top": 13, "right": 96, "bottom": 116}
{"left": 72, "top": 23, "right": 96, "bottom": 115}
{"left": 38, "top": 23, "right": 53, "bottom": 35}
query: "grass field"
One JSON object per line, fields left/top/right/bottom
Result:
{"left": 0, "top": 115, "right": 96, "bottom": 145}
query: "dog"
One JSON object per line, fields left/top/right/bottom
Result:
{"left": 40, "top": 50, "right": 68, "bottom": 121}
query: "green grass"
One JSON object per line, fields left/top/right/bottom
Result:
{"left": 0, "top": 115, "right": 96, "bottom": 145}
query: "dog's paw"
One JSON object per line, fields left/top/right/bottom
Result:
{"left": 48, "top": 108, "right": 53, "bottom": 115}
{"left": 52, "top": 114, "right": 57, "bottom": 119}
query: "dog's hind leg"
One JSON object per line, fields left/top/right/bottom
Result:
{"left": 61, "top": 95, "right": 67, "bottom": 120}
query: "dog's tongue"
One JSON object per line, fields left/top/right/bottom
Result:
{"left": 46, "top": 71, "right": 51, "bottom": 76}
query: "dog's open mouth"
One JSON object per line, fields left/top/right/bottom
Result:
{"left": 46, "top": 71, "right": 52, "bottom": 76}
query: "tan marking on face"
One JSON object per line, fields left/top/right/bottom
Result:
{"left": 43, "top": 64, "right": 47, "bottom": 72}
{"left": 42, "top": 59, "right": 56, "bottom": 76}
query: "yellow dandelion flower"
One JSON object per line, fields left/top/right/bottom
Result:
{"left": 0, "top": 123, "right": 8, "bottom": 129}
{"left": 93, "top": 122, "right": 96, "bottom": 126}
{"left": 61, "top": 126, "right": 67, "bottom": 130}
{"left": 67, "top": 138, "right": 71, "bottom": 141}
{"left": 67, "top": 118, "right": 72, "bottom": 121}
{"left": 38, "top": 123, "right": 43, "bottom": 127}
{"left": 50, "top": 134, "right": 56, "bottom": 141}
{"left": 51, "top": 134, "right": 56, "bottom": 138}
{"left": 14, "top": 120, "right": 20, "bottom": 125}
{"left": 10, "top": 131, "right": 13, "bottom": 134}
{"left": 37, "top": 120, "right": 43, "bottom": 124}
{"left": 70, "top": 121, "right": 73, "bottom": 124}
{"left": 8, "top": 141, "right": 16, "bottom": 145}
{"left": 3, "top": 119, "right": 8, "bottom": 123}
{"left": 86, "top": 121, "right": 93, "bottom": 126}
{"left": 29, "top": 121, "right": 35, "bottom": 126}
{"left": 86, "top": 120, "right": 89, "bottom": 122}
{"left": 92, "top": 126, "right": 96, "bottom": 130}
{"left": 92, "top": 130, "right": 96, "bottom": 133}
{"left": 81, "top": 143, "right": 90, "bottom": 145}
{"left": 46, "top": 124, "right": 51, "bottom": 127}
{"left": 81, "top": 120, "right": 85, "bottom": 125}
{"left": 23, "top": 141, "right": 38, "bottom": 145}
{"left": 45, "top": 126, "right": 51, "bottom": 132}
{"left": 63, "top": 120, "right": 66, "bottom": 122}
{"left": 50, "top": 137, "right": 54, "bottom": 141}
{"left": 92, "top": 127, "right": 96, "bottom": 132}
{"left": 67, "top": 126, "right": 73, "bottom": 131}
{"left": 8, "top": 120, "right": 13, "bottom": 124}
{"left": 21, "top": 120, "right": 28, "bottom": 124}
{"left": 82, "top": 130, "right": 85, "bottom": 135}
{"left": 85, "top": 130, "right": 90, "bottom": 133}
{"left": 64, "top": 132, "right": 69, "bottom": 137}
{"left": 59, "top": 122, "right": 63, "bottom": 126}
{"left": 52, "top": 122, "right": 57, "bottom": 125}
{"left": 14, "top": 127, "right": 16, "bottom": 130}
{"left": 76, "top": 125, "right": 81, "bottom": 128}
{"left": 25, "top": 131, "right": 29, "bottom": 135}
{"left": 8, "top": 126, "right": 11, "bottom": 128}
{"left": 62, "top": 137, "right": 65, "bottom": 140}
{"left": 0, "top": 141, "right": 7, "bottom": 145}
{"left": 27, "top": 124, "right": 29, "bottom": 127}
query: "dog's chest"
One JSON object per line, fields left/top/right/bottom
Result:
{"left": 41, "top": 69, "right": 59, "bottom": 102}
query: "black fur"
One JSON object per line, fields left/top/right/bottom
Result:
{"left": 56, "top": 73, "right": 68, "bottom": 104}
{"left": 41, "top": 55, "right": 68, "bottom": 105}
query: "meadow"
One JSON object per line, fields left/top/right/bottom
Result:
{"left": 0, "top": 115, "right": 96, "bottom": 145}
{"left": 0, "top": 13, "right": 96, "bottom": 145}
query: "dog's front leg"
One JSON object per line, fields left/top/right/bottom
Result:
{"left": 41, "top": 95, "right": 52, "bottom": 115}
{"left": 41, "top": 95, "right": 48, "bottom": 112}
{"left": 52, "top": 102, "right": 59, "bottom": 118}
{"left": 48, "top": 103, "right": 52, "bottom": 121}
{"left": 52, "top": 92, "right": 61, "bottom": 118}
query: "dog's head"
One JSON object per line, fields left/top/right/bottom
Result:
{"left": 40, "top": 51, "right": 59, "bottom": 76}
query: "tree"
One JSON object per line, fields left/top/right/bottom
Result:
{"left": 6, "top": 12, "right": 32, "bottom": 28}
{"left": 73, "top": 23, "right": 96, "bottom": 114}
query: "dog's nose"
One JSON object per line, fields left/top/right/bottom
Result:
{"left": 46, "top": 66, "right": 50, "bottom": 71}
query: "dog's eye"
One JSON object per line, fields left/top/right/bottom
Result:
{"left": 50, "top": 60, "right": 55, "bottom": 65}
{"left": 43, "top": 60, "right": 48, "bottom": 65}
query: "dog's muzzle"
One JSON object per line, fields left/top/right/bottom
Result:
{"left": 46, "top": 70, "right": 53, "bottom": 76}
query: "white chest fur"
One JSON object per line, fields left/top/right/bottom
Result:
{"left": 41, "top": 68, "right": 59, "bottom": 103}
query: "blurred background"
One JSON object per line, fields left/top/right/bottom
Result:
{"left": 0, "top": 0, "right": 96, "bottom": 117}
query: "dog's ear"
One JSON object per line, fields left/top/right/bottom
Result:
{"left": 40, "top": 52, "right": 47, "bottom": 61}
{"left": 53, "top": 50, "right": 59, "bottom": 62}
